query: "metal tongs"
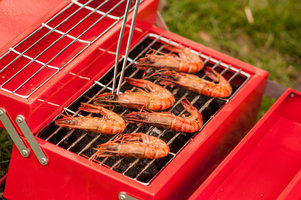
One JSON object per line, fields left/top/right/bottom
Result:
{"left": 111, "top": 0, "right": 140, "bottom": 96}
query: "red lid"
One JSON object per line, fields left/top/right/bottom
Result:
{"left": 0, "top": 0, "right": 69, "bottom": 55}
{"left": 189, "top": 88, "right": 301, "bottom": 200}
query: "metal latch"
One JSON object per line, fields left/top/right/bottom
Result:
{"left": 0, "top": 108, "right": 48, "bottom": 165}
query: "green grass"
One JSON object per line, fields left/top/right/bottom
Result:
{"left": 257, "top": 95, "right": 277, "bottom": 120}
{"left": 162, "top": 0, "right": 301, "bottom": 87}
{"left": 0, "top": 129, "right": 12, "bottom": 178}
{"left": 1, "top": 0, "right": 301, "bottom": 192}
{"left": 0, "top": 128, "right": 12, "bottom": 197}
{"left": 162, "top": 0, "right": 301, "bottom": 121}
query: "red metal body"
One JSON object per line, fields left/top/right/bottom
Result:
{"left": 2, "top": 0, "right": 268, "bottom": 199}
{"left": 189, "top": 89, "right": 301, "bottom": 200}
{"left": 0, "top": 0, "right": 70, "bottom": 55}
{"left": 4, "top": 27, "right": 268, "bottom": 200}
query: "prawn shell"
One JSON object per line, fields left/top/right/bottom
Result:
{"left": 125, "top": 99, "right": 203, "bottom": 133}
{"left": 55, "top": 103, "right": 126, "bottom": 134}
{"left": 158, "top": 68, "right": 232, "bottom": 98}
{"left": 94, "top": 78, "right": 175, "bottom": 111}
{"left": 136, "top": 45, "right": 204, "bottom": 73}
{"left": 95, "top": 133, "right": 170, "bottom": 159}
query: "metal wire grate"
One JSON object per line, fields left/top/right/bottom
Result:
{"left": 38, "top": 33, "right": 250, "bottom": 185}
{"left": 0, "top": 0, "right": 143, "bottom": 98}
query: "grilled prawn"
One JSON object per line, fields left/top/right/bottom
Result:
{"left": 55, "top": 103, "right": 126, "bottom": 134}
{"left": 157, "top": 67, "right": 232, "bottom": 98}
{"left": 94, "top": 77, "right": 175, "bottom": 111}
{"left": 125, "top": 99, "right": 203, "bottom": 133}
{"left": 92, "top": 133, "right": 169, "bottom": 159}
{"left": 136, "top": 45, "right": 204, "bottom": 73}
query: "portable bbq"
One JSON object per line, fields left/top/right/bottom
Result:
{"left": 1, "top": 0, "right": 268, "bottom": 199}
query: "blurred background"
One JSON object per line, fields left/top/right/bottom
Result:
{"left": 1, "top": 0, "right": 301, "bottom": 195}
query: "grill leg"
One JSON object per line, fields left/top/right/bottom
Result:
{"left": 264, "top": 80, "right": 287, "bottom": 99}
{"left": 155, "top": 11, "right": 169, "bottom": 31}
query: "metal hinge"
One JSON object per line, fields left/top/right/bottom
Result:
{"left": 0, "top": 108, "right": 48, "bottom": 165}
{"left": 119, "top": 192, "right": 138, "bottom": 200}
{"left": 0, "top": 108, "right": 30, "bottom": 157}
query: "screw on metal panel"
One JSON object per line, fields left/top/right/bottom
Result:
{"left": 16, "top": 116, "right": 24, "bottom": 123}
{"left": 21, "top": 149, "right": 30, "bottom": 157}
{"left": 119, "top": 192, "right": 137, "bottom": 200}
{"left": 290, "top": 93, "right": 295, "bottom": 98}
{"left": 40, "top": 157, "right": 48, "bottom": 165}
{"left": 119, "top": 193, "right": 126, "bottom": 200}
{"left": 0, "top": 109, "right": 4, "bottom": 116}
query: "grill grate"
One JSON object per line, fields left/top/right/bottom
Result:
{"left": 38, "top": 34, "right": 250, "bottom": 184}
{"left": 0, "top": 0, "right": 143, "bottom": 98}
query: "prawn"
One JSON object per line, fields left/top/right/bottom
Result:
{"left": 156, "top": 67, "right": 232, "bottom": 98}
{"left": 92, "top": 133, "right": 169, "bottom": 159}
{"left": 125, "top": 99, "right": 203, "bottom": 133}
{"left": 94, "top": 77, "right": 175, "bottom": 111}
{"left": 136, "top": 45, "right": 204, "bottom": 73}
{"left": 55, "top": 103, "right": 126, "bottom": 134}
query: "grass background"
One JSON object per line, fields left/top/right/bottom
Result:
{"left": 161, "top": 0, "right": 301, "bottom": 116}
{"left": 1, "top": 0, "right": 301, "bottom": 195}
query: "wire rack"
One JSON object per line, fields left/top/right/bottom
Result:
{"left": 38, "top": 33, "right": 251, "bottom": 185}
{"left": 0, "top": 0, "right": 143, "bottom": 98}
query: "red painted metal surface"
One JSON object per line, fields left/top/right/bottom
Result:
{"left": 0, "top": 0, "right": 70, "bottom": 55}
{"left": 189, "top": 89, "right": 301, "bottom": 200}
{"left": 0, "top": 0, "right": 159, "bottom": 132}
{"left": 2, "top": 0, "right": 270, "bottom": 199}
{"left": 4, "top": 24, "right": 268, "bottom": 199}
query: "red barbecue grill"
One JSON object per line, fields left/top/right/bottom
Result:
{"left": 0, "top": 0, "right": 268, "bottom": 199}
